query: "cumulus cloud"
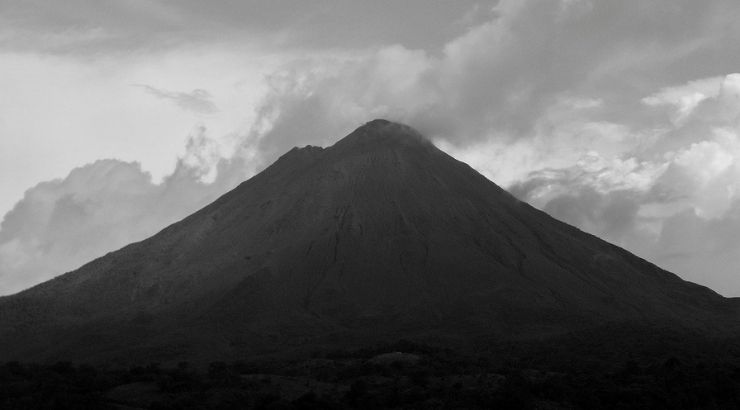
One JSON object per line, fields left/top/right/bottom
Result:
{"left": 0, "top": 129, "right": 251, "bottom": 295}
{"left": 511, "top": 71, "right": 740, "bottom": 295}
{"left": 239, "top": 0, "right": 740, "bottom": 154}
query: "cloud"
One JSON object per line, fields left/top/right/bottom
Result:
{"left": 224, "top": 0, "right": 740, "bottom": 297}
{"left": 239, "top": 0, "right": 740, "bottom": 156}
{"left": 0, "top": 0, "right": 486, "bottom": 54}
{"left": 641, "top": 76, "right": 724, "bottom": 125}
{"left": 135, "top": 85, "right": 218, "bottom": 114}
{"left": 0, "top": 128, "right": 251, "bottom": 295}
{"left": 509, "top": 153, "right": 660, "bottom": 248}
{"left": 510, "top": 71, "right": 740, "bottom": 295}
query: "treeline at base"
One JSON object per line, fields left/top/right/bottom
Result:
{"left": 3, "top": 329, "right": 740, "bottom": 409}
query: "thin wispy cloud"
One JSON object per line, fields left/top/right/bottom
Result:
{"left": 134, "top": 85, "right": 219, "bottom": 114}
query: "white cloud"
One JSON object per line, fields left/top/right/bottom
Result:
{"left": 642, "top": 76, "right": 722, "bottom": 125}
{"left": 0, "top": 47, "right": 275, "bottom": 218}
{"left": 0, "top": 135, "right": 252, "bottom": 295}
{"left": 512, "top": 72, "right": 740, "bottom": 295}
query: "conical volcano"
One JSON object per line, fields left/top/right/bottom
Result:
{"left": 0, "top": 119, "right": 736, "bottom": 362}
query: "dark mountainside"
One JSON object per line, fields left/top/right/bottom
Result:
{"left": 0, "top": 119, "right": 738, "bottom": 365}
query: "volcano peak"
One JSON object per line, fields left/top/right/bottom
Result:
{"left": 334, "top": 118, "right": 431, "bottom": 152}
{"left": 0, "top": 119, "right": 735, "bottom": 363}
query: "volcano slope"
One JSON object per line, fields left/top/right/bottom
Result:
{"left": 0, "top": 119, "right": 737, "bottom": 363}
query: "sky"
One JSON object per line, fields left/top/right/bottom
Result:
{"left": 2, "top": 0, "right": 740, "bottom": 296}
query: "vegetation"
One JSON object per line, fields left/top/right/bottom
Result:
{"left": 3, "top": 334, "right": 740, "bottom": 409}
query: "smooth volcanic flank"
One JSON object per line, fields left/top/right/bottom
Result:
{"left": 0, "top": 119, "right": 736, "bottom": 363}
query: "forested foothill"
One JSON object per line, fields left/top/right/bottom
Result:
{"left": 3, "top": 328, "right": 740, "bottom": 409}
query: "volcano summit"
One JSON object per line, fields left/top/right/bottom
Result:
{"left": 0, "top": 119, "right": 736, "bottom": 363}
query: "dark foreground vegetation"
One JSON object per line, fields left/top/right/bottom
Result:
{"left": 3, "top": 329, "right": 740, "bottom": 409}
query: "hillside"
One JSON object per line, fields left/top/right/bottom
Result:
{"left": 0, "top": 119, "right": 736, "bottom": 364}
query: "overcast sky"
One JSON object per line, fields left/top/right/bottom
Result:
{"left": 2, "top": 0, "right": 740, "bottom": 296}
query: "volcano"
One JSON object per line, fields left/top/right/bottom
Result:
{"left": 0, "top": 119, "right": 736, "bottom": 363}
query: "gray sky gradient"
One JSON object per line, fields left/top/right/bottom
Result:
{"left": 3, "top": 0, "right": 740, "bottom": 296}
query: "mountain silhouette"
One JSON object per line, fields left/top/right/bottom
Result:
{"left": 0, "top": 119, "right": 737, "bottom": 363}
